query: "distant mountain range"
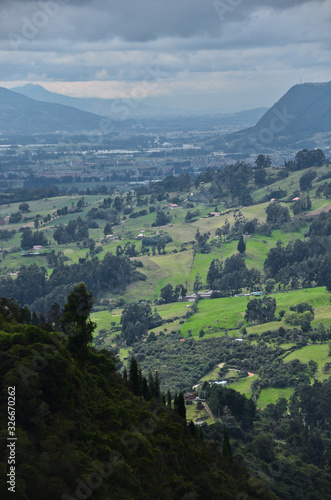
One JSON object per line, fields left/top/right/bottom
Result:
{"left": 0, "top": 86, "right": 133, "bottom": 136}
{"left": 12, "top": 84, "right": 268, "bottom": 124}
{"left": 12, "top": 84, "right": 187, "bottom": 119}
{"left": 220, "top": 81, "right": 331, "bottom": 152}
{"left": 2, "top": 82, "right": 331, "bottom": 146}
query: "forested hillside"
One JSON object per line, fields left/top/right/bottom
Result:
{"left": 0, "top": 292, "right": 274, "bottom": 500}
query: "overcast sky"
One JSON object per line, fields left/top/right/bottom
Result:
{"left": 0, "top": 0, "right": 331, "bottom": 112}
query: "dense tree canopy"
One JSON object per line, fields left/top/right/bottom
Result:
{"left": 121, "top": 302, "right": 162, "bottom": 345}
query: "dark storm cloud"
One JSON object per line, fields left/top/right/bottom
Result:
{"left": 0, "top": 0, "right": 328, "bottom": 44}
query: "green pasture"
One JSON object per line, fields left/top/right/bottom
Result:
{"left": 0, "top": 252, "right": 50, "bottom": 277}
{"left": 284, "top": 344, "right": 330, "bottom": 381}
{"left": 228, "top": 375, "right": 258, "bottom": 397}
{"left": 125, "top": 251, "right": 194, "bottom": 301}
{"left": 257, "top": 387, "right": 294, "bottom": 409}
{"left": 119, "top": 347, "right": 132, "bottom": 363}
{"left": 241, "top": 203, "right": 268, "bottom": 223}
{"left": 179, "top": 287, "right": 330, "bottom": 338}
{"left": 0, "top": 195, "right": 103, "bottom": 219}
{"left": 91, "top": 308, "right": 121, "bottom": 336}
{"left": 251, "top": 168, "right": 307, "bottom": 203}
{"left": 156, "top": 301, "right": 191, "bottom": 320}
{"left": 273, "top": 287, "right": 330, "bottom": 311}
{"left": 180, "top": 296, "right": 248, "bottom": 336}
{"left": 186, "top": 403, "right": 211, "bottom": 425}
{"left": 200, "top": 364, "right": 224, "bottom": 382}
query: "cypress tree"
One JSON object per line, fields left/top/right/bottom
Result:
{"left": 142, "top": 376, "right": 151, "bottom": 400}
{"left": 31, "top": 310, "right": 39, "bottom": 326}
{"left": 148, "top": 370, "right": 155, "bottom": 397}
{"left": 174, "top": 393, "right": 179, "bottom": 413}
{"left": 129, "top": 357, "right": 141, "bottom": 396}
{"left": 222, "top": 427, "right": 232, "bottom": 458}
{"left": 60, "top": 283, "right": 95, "bottom": 363}
{"left": 188, "top": 420, "right": 196, "bottom": 437}
{"left": 153, "top": 371, "right": 160, "bottom": 399}
{"left": 237, "top": 235, "right": 246, "bottom": 254}
{"left": 177, "top": 392, "right": 186, "bottom": 421}
{"left": 166, "top": 390, "right": 172, "bottom": 408}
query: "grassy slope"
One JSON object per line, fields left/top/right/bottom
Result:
{"left": 284, "top": 344, "right": 330, "bottom": 381}
{"left": 257, "top": 387, "right": 295, "bottom": 409}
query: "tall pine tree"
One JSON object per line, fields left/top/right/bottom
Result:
{"left": 237, "top": 235, "right": 246, "bottom": 254}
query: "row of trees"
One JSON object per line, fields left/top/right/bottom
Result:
{"left": 53, "top": 217, "right": 89, "bottom": 244}
{"left": 207, "top": 254, "right": 261, "bottom": 296}
{"left": 20, "top": 228, "right": 48, "bottom": 250}
{"left": 0, "top": 252, "right": 146, "bottom": 311}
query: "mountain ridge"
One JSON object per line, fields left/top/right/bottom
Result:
{"left": 220, "top": 81, "right": 331, "bottom": 152}
{"left": 12, "top": 83, "right": 268, "bottom": 123}
{"left": 0, "top": 86, "right": 133, "bottom": 135}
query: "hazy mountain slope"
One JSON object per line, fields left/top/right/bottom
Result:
{"left": 220, "top": 81, "right": 331, "bottom": 151}
{"left": 13, "top": 84, "right": 268, "bottom": 124}
{"left": 12, "top": 83, "right": 184, "bottom": 119}
{"left": 0, "top": 87, "right": 131, "bottom": 135}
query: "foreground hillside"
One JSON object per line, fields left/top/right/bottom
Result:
{"left": 0, "top": 295, "right": 274, "bottom": 500}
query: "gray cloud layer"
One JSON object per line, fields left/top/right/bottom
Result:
{"left": 0, "top": 0, "right": 330, "bottom": 111}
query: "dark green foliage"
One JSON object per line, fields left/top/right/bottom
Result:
{"left": 121, "top": 302, "right": 162, "bottom": 345}
{"left": 152, "top": 208, "right": 171, "bottom": 227}
{"left": 211, "top": 161, "right": 253, "bottom": 205}
{"left": 194, "top": 228, "right": 211, "bottom": 253}
{"left": 237, "top": 235, "right": 246, "bottom": 254}
{"left": 309, "top": 209, "right": 331, "bottom": 236}
{"left": 252, "top": 433, "right": 274, "bottom": 463}
{"left": 0, "top": 297, "right": 29, "bottom": 323}
{"left": 266, "top": 202, "right": 291, "bottom": 226}
{"left": 0, "top": 308, "right": 269, "bottom": 500}
{"left": 60, "top": 283, "right": 96, "bottom": 362}
{"left": 20, "top": 227, "right": 48, "bottom": 250}
{"left": 254, "top": 168, "right": 266, "bottom": 186}
{"left": 174, "top": 392, "right": 186, "bottom": 421}
{"left": 188, "top": 420, "right": 197, "bottom": 437}
{"left": 53, "top": 217, "right": 89, "bottom": 244}
{"left": 47, "top": 301, "right": 62, "bottom": 330}
{"left": 263, "top": 232, "right": 331, "bottom": 289}
{"left": 129, "top": 357, "right": 141, "bottom": 396}
{"left": 160, "top": 283, "right": 187, "bottom": 303}
{"left": 222, "top": 428, "right": 232, "bottom": 457}
{"left": 286, "top": 148, "right": 326, "bottom": 171}
{"left": 0, "top": 229, "right": 15, "bottom": 241}
{"left": 0, "top": 252, "right": 145, "bottom": 311}
{"left": 103, "top": 222, "right": 112, "bottom": 235}
{"left": 149, "top": 173, "right": 193, "bottom": 194}
{"left": 166, "top": 389, "right": 172, "bottom": 408}
{"left": 255, "top": 154, "right": 271, "bottom": 170}
{"left": 185, "top": 209, "right": 200, "bottom": 222}
{"left": 9, "top": 211, "right": 22, "bottom": 223}
{"left": 19, "top": 202, "right": 30, "bottom": 212}
{"left": 193, "top": 273, "right": 203, "bottom": 294}
{"left": 291, "top": 193, "right": 311, "bottom": 214}
{"left": 245, "top": 297, "right": 277, "bottom": 324}
{"left": 207, "top": 254, "right": 260, "bottom": 295}
{"left": 299, "top": 170, "right": 317, "bottom": 191}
